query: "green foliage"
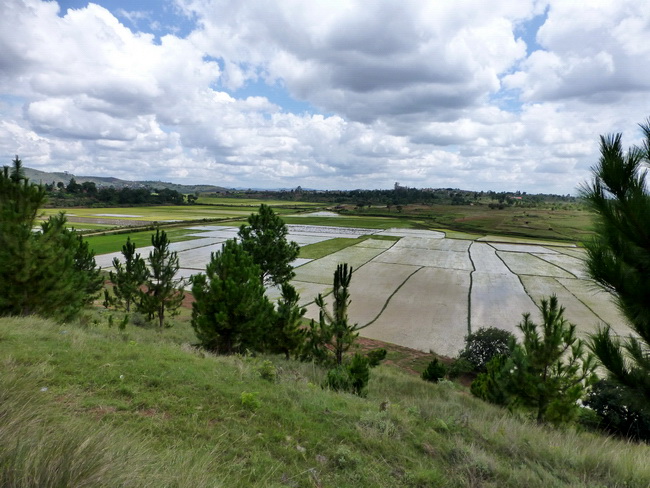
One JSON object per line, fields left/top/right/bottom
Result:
{"left": 447, "top": 357, "right": 475, "bottom": 379}
{"left": 421, "top": 358, "right": 447, "bottom": 383}
{"left": 312, "top": 263, "right": 359, "bottom": 366}
{"left": 240, "top": 391, "right": 261, "bottom": 411}
{"left": 325, "top": 365, "right": 353, "bottom": 393}
{"left": 138, "top": 229, "right": 185, "bottom": 328}
{"left": 191, "top": 239, "right": 274, "bottom": 354}
{"left": 506, "top": 296, "right": 597, "bottom": 424}
{"left": 0, "top": 157, "right": 102, "bottom": 321}
{"left": 238, "top": 204, "right": 300, "bottom": 286}
{"left": 348, "top": 352, "right": 371, "bottom": 396}
{"left": 580, "top": 119, "right": 650, "bottom": 405}
{"left": 300, "top": 319, "right": 332, "bottom": 364}
{"left": 471, "top": 355, "right": 511, "bottom": 406}
{"left": 105, "top": 237, "right": 148, "bottom": 313}
{"left": 366, "top": 348, "right": 387, "bottom": 367}
{"left": 325, "top": 353, "right": 370, "bottom": 396}
{"left": 583, "top": 380, "right": 650, "bottom": 442}
{"left": 270, "top": 283, "right": 306, "bottom": 359}
{"left": 257, "top": 360, "right": 277, "bottom": 382}
{"left": 459, "top": 327, "right": 515, "bottom": 372}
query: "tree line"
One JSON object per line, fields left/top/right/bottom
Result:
{"left": 43, "top": 178, "right": 192, "bottom": 207}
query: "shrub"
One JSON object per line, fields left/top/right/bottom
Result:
{"left": 366, "top": 348, "right": 387, "bottom": 367}
{"left": 470, "top": 355, "right": 510, "bottom": 406}
{"left": 421, "top": 358, "right": 447, "bottom": 383}
{"left": 325, "top": 353, "right": 370, "bottom": 396}
{"left": 257, "top": 360, "right": 277, "bottom": 382}
{"left": 325, "top": 366, "right": 352, "bottom": 393}
{"left": 347, "top": 353, "right": 370, "bottom": 395}
{"left": 582, "top": 380, "right": 650, "bottom": 442}
{"left": 447, "top": 358, "right": 475, "bottom": 379}
{"left": 458, "top": 327, "right": 515, "bottom": 372}
{"left": 240, "top": 392, "right": 261, "bottom": 411}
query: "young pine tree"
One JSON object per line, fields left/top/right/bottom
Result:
{"left": 237, "top": 204, "right": 300, "bottom": 286}
{"left": 580, "top": 119, "right": 650, "bottom": 407}
{"left": 310, "top": 263, "right": 358, "bottom": 366}
{"left": 507, "top": 295, "right": 597, "bottom": 424}
{"left": 138, "top": 229, "right": 184, "bottom": 328}
{"left": 271, "top": 283, "right": 307, "bottom": 359}
{"left": 191, "top": 239, "right": 274, "bottom": 354}
{"left": 106, "top": 237, "right": 148, "bottom": 312}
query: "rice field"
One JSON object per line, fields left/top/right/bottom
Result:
{"left": 95, "top": 221, "right": 628, "bottom": 356}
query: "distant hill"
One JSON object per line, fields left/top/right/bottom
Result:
{"left": 22, "top": 167, "right": 228, "bottom": 194}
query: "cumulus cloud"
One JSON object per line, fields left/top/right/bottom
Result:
{"left": 183, "top": 0, "right": 531, "bottom": 122}
{"left": 1, "top": 0, "right": 650, "bottom": 193}
{"left": 504, "top": 0, "right": 650, "bottom": 102}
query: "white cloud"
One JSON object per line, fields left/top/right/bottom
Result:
{"left": 1, "top": 0, "right": 649, "bottom": 194}
{"left": 504, "top": 0, "right": 650, "bottom": 102}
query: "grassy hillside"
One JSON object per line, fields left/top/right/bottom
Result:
{"left": 1, "top": 314, "right": 648, "bottom": 487}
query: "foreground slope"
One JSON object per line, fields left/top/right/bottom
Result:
{"left": 1, "top": 315, "right": 648, "bottom": 488}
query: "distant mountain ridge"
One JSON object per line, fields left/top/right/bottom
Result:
{"left": 21, "top": 167, "right": 228, "bottom": 194}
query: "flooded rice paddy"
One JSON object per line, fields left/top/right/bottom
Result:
{"left": 95, "top": 224, "right": 625, "bottom": 357}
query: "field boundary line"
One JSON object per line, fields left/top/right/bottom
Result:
{"left": 357, "top": 266, "right": 424, "bottom": 330}
{"left": 554, "top": 277, "right": 614, "bottom": 328}
{"left": 467, "top": 242, "right": 478, "bottom": 335}
{"left": 291, "top": 238, "right": 400, "bottom": 306}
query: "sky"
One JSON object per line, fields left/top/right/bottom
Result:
{"left": 1, "top": 0, "right": 649, "bottom": 193}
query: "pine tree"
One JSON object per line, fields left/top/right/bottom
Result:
{"left": 312, "top": 263, "right": 358, "bottom": 365}
{"left": 238, "top": 204, "right": 300, "bottom": 286}
{"left": 271, "top": 283, "right": 307, "bottom": 359}
{"left": 507, "top": 296, "right": 597, "bottom": 424}
{"left": 138, "top": 229, "right": 184, "bottom": 328}
{"left": 37, "top": 214, "right": 103, "bottom": 320}
{"left": 106, "top": 237, "right": 148, "bottom": 312}
{"left": 580, "top": 119, "right": 650, "bottom": 406}
{"left": 0, "top": 156, "right": 102, "bottom": 321}
{"left": 191, "top": 239, "right": 273, "bottom": 353}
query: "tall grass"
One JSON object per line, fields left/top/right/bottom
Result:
{"left": 1, "top": 315, "right": 649, "bottom": 487}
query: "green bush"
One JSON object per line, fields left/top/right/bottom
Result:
{"left": 459, "top": 327, "right": 515, "bottom": 372}
{"left": 470, "top": 354, "right": 510, "bottom": 405}
{"left": 240, "top": 391, "right": 261, "bottom": 411}
{"left": 257, "top": 360, "right": 277, "bottom": 382}
{"left": 421, "top": 358, "right": 447, "bottom": 383}
{"left": 366, "top": 348, "right": 387, "bottom": 367}
{"left": 447, "top": 358, "right": 475, "bottom": 379}
{"left": 325, "top": 353, "right": 370, "bottom": 396}
{"left": 325, "top": 366, "right": 352, "bottom": 392}
{"left": 582, "top": 380, "right": 650, "bottom": 442}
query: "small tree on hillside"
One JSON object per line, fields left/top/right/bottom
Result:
{"left": 191, "top": 239, "right": 274, "bottom": 354}
{"left": 271, "top": 283, "right": 307, "bottom": 359}
{"left": 507, "top": 295, "right": 597, "bottom": 424}
{"left": 238, "top": 204, "right": 300, "bottom": 286}
{"left": 138, "top": 229, "right": 184, "bottom": 328}
{"left": 580, "top": 119, "right": 650, "bottom": 407}
{"left": 105, "top": 237, "right": 148, "bottom": 313}
{"left": 306, "top": 263, "right": 358, "bottom": 366}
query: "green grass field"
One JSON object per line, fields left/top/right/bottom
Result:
{"left": 282, "top": 214, "right": 418, "bottom": 229}
{"left": 197, "top": 196, "right": 324, "bottom": 207}
{"left": 1, "top": 314, "right": 648, "bottom": 487}
{"left": 83, "top": 228, "right": 204, "bottom": 255}
{"left": 353, "top": 204, "right": 595, "bottom": 243}
{"left": 42, "top": 205, "right": 284, "bottom": 222}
